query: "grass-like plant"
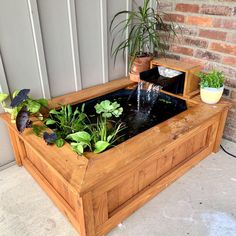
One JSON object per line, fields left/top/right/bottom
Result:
{"left": 1, "top": 91, "right": 126, "bottom": 155}
{"left": 198, "top": 70, "right": 225, "bottom": 89}
{"left": 45, "top": 104, "right": 88, "bottom": 139}
{"left": 110, "top": 0, "right": 177, "bottom": 68}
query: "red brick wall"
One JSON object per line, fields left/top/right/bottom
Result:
{"left": 159, "top": 0, "right": 236, "bottom": 142}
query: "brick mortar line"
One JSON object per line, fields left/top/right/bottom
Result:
{"left": 167, "top": 51, "right": 236, "bottom": 72}
{"left": 163, "top": 22, "right": 236, "bottom": 34}
{"left": 171, "top": 33, "right": 236, "bottom": 49}
{"left": 171, "top": 42, "right": 236, "bottom": 60}
{"left": 160, "top": 0, "right": 236, "bottom": 7}
{"left": 176, "top": 24, "right": 236, "bottom": 34}
{"left": 173, "top": 29, "right": 236, "bottom": 46}
{"left": 163, "top": 10, "right": 236, "bottom": 19}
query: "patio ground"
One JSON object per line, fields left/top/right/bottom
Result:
{"left": 0, "top": 139, "right": 235, "bottom": 236}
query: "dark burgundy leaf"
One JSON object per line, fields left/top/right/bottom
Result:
{"left": 10, "top": 89, "right": 30, "bottom": 107}
{"left": 16, "top": 106, "right": 30, "bottom": 133}
{"left": 43, "top": 132, "right": 57, "bottom": 145}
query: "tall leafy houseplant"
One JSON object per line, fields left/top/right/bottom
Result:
{"left": 110, "top": 0, "right": 176, "bottom": 82}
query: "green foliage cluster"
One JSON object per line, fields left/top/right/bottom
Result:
{"left": 45, "top": 104, "right": 88, "bottom": 139}
{"left": 110, "top": 0, "right": 177, "bottom": 68}
{"left": 1, "top": 89, "right": 125, "bottom": 155}
{"left": 0, "top": 90, "right": 47, "bottom": 120}
{"left": 45, "top": 100, "right": 125, "bottom": 154}
{"left": 198, "top": 70, "right": 225, "bottom": 89}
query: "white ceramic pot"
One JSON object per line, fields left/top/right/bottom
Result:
{"left": 200, "top": 86, "right": 224, "bottom": 104}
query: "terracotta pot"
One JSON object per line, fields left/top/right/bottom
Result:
{"left": 129, "top": 56, "right": 152, "bottom": 82}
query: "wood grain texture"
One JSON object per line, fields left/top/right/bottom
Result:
{"left": 7, "top": 128, "right": 22, "bottom": 166}
{"left": 0, "top": 77, "right": 231, "bottom": 236}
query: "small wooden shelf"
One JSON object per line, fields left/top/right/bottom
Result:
{"left": 151, "top": 58, "right": 201, "bottom": 98}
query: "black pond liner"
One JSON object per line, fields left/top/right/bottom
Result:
{"left": 140, "top": 67, "right": 185, "bottom": 94}
{"left": 72, "top": 88, "right": 187, "bottom": 143}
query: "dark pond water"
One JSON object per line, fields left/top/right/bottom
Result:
{"left": 73, "top": 85, "right": 187, "bottom": 140}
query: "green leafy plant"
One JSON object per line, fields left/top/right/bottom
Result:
{"left": 1, "top": 90, "right": 126, "bottom": 155}
{"left": 91, "top": 100, "right": 125, "bottom": 153}
{"left": 110, "top": 0, "right": 177, "bottom": 68}
{"left": 0, "top": 89, "right": 48, "bottom": 132}
{"left": 198, "top": 70, "right": 225, "bottom": 89}
{"left": 95, "top": 100, "right": 123, "bottom": 118}
{"left": 45, "top": 104, "right": 88, "bottom": 139}
{"left": 66, "top": 131, "right": 92, "bottom": 154}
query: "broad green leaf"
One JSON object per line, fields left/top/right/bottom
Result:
{"left": 0, "top": 93, "right": 8, "bottom": 103}
{"left": 45, "top": 119, "right": 56, "bottom": 125}
{"left": 49, "top": 109, "right": 59, "bottom": 115}
{"left": 37, "top": 98, "right": 48, "bottom": 107}
{"left": 4, "top": 107, "right": 13, "bottom": 115}
{"left": 66, "top": 131, "right": 91, "bottom": 142}
{"left": 55, "top": 138, "right": 65, "bottom": 148}
{"left": 4, "top": 107, "right": 19, "bottom": 120}
{"left": 71, "top": 142, "right": 84, "bottom": 154}
{"left": 94, "top": 141, "right": 110, "bottom": 154}
{"left": 27, "top": 100, "right": 41, "bottom": 113}
{"left": 12, "top": 90, "right": 19, "bottom": 98}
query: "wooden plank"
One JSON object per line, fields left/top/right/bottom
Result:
{"left": 97, "top": 146, "right": 214, "bottom": 236}
{"left": 1, "top": 116, "right": 88, "bottom": 194}
{"left": 90, "top": 114, "right": 221, "bottom": 198}
{"left": 81, "top": 105, "right": 225, "bottom": 194}
{"left": 151, "top": 58, "right": 200, "bottom": 71}
{"left": 49, "top": 77, "right": 135, "bottom": 108}
{"left": 183, "top": 66, "right": 201, "bottom": 97}
{"left": 93, "top": 193, "right": 108, "bottom": 227}
{"left": 213, "top": 108, "right": 229, "bottom": 153}
{"left": 16, "top": 136, "right": 27, "bottom": 161}
{"left": 22, "top": 157, "right": 81, "bottom": 234}
{"left": 7, "top": 128, "right": 22, "bottom": 166}
{"left": 80, "top": 192, "right": 96, "bottom": 236}
{"left": 107, "top": 187, "right": 119, "bottom": 213}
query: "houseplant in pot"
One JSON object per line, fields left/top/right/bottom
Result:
{"left": 198, "top": 70, "right": 225, "bottom": 104}
{"left": 110, "top": 0, "right": 177, "bottom": 82}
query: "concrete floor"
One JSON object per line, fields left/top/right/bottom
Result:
{"left": 0, "top": 139, "right": 236, "bottom": 236}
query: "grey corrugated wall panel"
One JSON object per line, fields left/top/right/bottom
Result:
{"left": 0, "top": 0, "right": 132, "bottom": 167}
{"left": 37, "top": 0, "right": 77, "bottom": 97}
{"left": 0, "top": 0, "right": 44, "bottom": 98}
{"left": 107, "top": 0, "right": 127, "bottom": 81}
{"left": 75, "top": 0, "right": 104, "bottom": 88}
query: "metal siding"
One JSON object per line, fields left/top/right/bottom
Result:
{"left": 0, "top": 0, "right": 128, "bottom": 167}
{"left": 37, "top": 0, "right": 77, "bottom": 97}
{"left": 75, "top": 0, "right": 104, "bottom": 88}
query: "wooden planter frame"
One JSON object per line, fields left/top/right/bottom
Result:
{"left": 1, "top": 78, "right": 231, "bottom": 236}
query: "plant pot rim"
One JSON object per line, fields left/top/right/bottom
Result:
{"left": 201, "top": 85, "right": 224, "bottom": 91}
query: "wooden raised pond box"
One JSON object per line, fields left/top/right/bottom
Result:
{"left": 1, "top": 77, "right": 231, "bottom": 236}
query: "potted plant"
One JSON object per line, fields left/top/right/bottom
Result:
{"left": 110, "top": 0, "right": 176, "bottom": 82}
{"left": 198, "top": 70, "right": 225, "bottom": 104}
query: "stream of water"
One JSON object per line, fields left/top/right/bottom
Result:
{"left": 136, "top": 81, "right": 162, "bottom": 113}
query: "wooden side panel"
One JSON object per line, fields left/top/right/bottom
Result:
{"left": 93, "top": 121, "right": 220, "bottom": 236}
{"left": 7, "top": 128, "right": 22, "bottom": 166}
{"left": 93, "top": 193, "right": 108, "bottom": 227}
{"left": 184, "top": 66, "right": 201, "bottom": 97}
{"left": 24, "top": 143, "right": 75, "bottom": 210}
{"left": 138, "top": 159, "right": 157, "bottom": 191}
{"left": 157, "top": 150, "right": 174, "bottom": 177}
{"left": 98, "top": 126, "right": 212, "bottom": 219}
{"left": 172, "top": 127, "right": 208, "bottom": 167}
